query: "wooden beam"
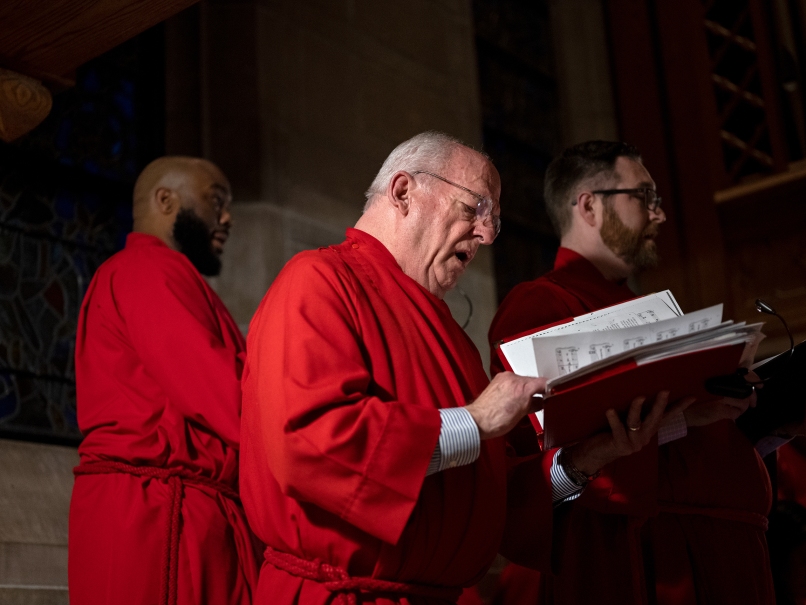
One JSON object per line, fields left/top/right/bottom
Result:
{"left": 747, "top": 0, "right": 789, "bottom": 172}
{"left": 0, "top": 0, "right": 198, "bottom": 85}
{"left": 605, "top": 0, "right": 692, "bottom": 306}
{"left": 0, "top": 67, "right": 52, "bottom": 142}
{"left": 652, "top": 0, "right": 731, "bottom": 311}
{"left": 714, "top": 159, "right": 806, "bottom": 204}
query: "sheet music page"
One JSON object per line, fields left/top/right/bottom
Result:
{"left": 655, "top": 289, "right": 683, "bottom": 315}
{"left": 534, "top": 291, "right": 683, "bottom": 337}
{"left": 532, "top": 305, "right": 725, "bottom": 381}
{"left": 498, "top": 291, "right": 683, "bottom": 378}
{"left": 548, "top": 319, "right": 754, "bottom": 388}
{"left": 636, "top": 323, "right": 764, "bottom": 365}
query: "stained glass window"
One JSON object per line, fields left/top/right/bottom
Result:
{"left": 0, "top": 27, "right": 164, "bottom": 444}
{"left": 473, "top": 0, "right": 561, "bottom": 303}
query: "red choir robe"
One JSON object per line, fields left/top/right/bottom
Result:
{"left": 488, "top": 247, "right": 774, "bottom": 605}
{"left": 489, "top": 564, "right": 542, "bottom": 605}
{"left": 69, "top": 233, "right": 259, "bottom": 605}
{"left": 240, "top": 228, "right": 555, "bottom": 605}
{"left": 778, "top": 440, "right": 806, "bottom": 508}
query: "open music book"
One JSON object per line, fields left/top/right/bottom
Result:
{"left": 497, "top": 291, "right": 764, "bottom": 448}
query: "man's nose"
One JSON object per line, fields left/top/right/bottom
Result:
{"left": 650, "top": 205, "right": 666, "bottom": 223}
{"left": 475, "top": 218, "right": 497, "bottom": 245}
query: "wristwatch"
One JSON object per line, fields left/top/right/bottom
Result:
{"left": 559, "top": 446, "right": 600, "bottom": 487}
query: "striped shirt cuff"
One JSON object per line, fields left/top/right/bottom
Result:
{"left": 426, "top": 407, "right": 481, "bottom": 476}
{"left": 550, "top": 449, "right": 583, "bottom": 504}
{"left": 658, "top": 410, "right": 687, "bottom": 445}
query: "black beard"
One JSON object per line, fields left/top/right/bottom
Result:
{"left": 173, "top": 208, "right": 222, "bottom": 276}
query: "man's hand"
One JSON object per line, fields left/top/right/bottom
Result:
{"left": 569, "top": 391, "right": 696, "bottom": 476}
{"left": 683, "top": 394, "right": 755, "bottom": 427}
{"left": 684, "top": 370, "right": 760, "bottom": 427}
{"left": 465, "top": 372, "right": 547, "bottom": 440}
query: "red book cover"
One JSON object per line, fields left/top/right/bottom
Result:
{"left": 541, "top": 343, "right": 745, "bottom": 449}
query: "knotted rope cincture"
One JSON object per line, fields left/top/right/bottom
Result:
{"left": 74, "top": 461, "right": 240, "bottom": 605}
{"left": 263, "top": 546, "right": 463, "bottom": 605}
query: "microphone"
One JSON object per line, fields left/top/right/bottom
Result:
{"left": 755, "top": 299, "right": 776, "bottom": 315}
{"left": 755, "top": 299, "right": 795, "bottom": 364}
{"left": 704, "top": 299, "right": 795, "bottom": 399}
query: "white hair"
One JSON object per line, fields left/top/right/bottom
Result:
{"left": 363, "top": 131, "right": 485, "bottom": 211}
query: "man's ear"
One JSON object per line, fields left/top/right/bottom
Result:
{"left": 387, "top": 171, "right": 413, "bottom": 216}
{"left": 154, "top": 187, "right": 179, "bottom": 215}
{"left": 575, "top": 191, "right": 598, "bottom": 227}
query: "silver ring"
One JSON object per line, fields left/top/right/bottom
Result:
{"left": 628, "top": 424, "right": 641, "bottom": 432}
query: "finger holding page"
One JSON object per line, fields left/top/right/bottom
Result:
{"left": 465, "top": 373, "right": 547, "bottom": 440}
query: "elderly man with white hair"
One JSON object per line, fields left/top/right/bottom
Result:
{"left": 239, "top": 132, "right": 672, "bottom": 605}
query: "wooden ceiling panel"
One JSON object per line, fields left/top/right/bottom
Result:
{"left": 0, "top": 0, "right": 198, "bottom": 84}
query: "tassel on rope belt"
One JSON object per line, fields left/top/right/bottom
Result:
{"left": 74, "top": 460, "right": 241, "bottom": 605}
{"left": 263, "top": 546, "right": 463, "bottom": 605}
{"left": 657, "top": 500, "right": 769, "bottom": 530}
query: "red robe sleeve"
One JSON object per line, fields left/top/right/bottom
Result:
{"left": 489, "top": 280, "right": 581, "bottom": 376}
{"left": 500, "top": 418, "right": 557, "bottom": 570}
{"left": 243, "top": 255, "right": 442, "bottom": 545}
{"left": 104, "top": 250, "right": 243, "bottom": 448}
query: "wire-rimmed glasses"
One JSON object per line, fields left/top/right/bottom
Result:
{"left": 412, "top": 170, "right": 501, "bottom": 236}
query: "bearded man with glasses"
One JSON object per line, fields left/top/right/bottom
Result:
{"left": 489, "top": 140, "right": 774, "bottom": 605}
{"left": 239, "top": 132, "right": 670, "bottom": 605}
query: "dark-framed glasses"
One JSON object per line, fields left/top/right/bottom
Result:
{"left": 412, "top": 170, "right": 501, "bottom": 236}
{"left": 592, "top": 188, "right": 663, "bottom": 212}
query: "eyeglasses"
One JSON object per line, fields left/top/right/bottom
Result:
{"left": 412, "top": 170, "right": 501, "bottom": 236}
{"left": 591, "top": 188, "right": 663, "bottom": 212}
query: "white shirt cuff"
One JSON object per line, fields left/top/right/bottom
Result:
{"left": 426, "top": 407, "right": 481, "bottom": 476}
{"left": 658, "top": 410, "right": 687, "bottom": 445}
{"left": 426, "top": 412, "right": 589, "bottom": 509}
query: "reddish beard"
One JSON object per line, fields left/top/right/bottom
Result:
{"left": 600, "top": 202, "right": 659, "bottom": 270}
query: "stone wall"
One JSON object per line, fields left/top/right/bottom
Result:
{"left": 166, "top": 0, "right": 498, "bottom": 362}
{"left": 0, "top": 439, "right": 76, "bottom": 604}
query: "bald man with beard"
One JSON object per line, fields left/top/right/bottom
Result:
{"left": 69, "top": 157, "right": 260, "bottom": 605}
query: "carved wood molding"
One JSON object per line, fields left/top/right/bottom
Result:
{"left": 0, "top": 67, "right": 52, "bottom": 142}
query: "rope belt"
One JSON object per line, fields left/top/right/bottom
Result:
{"left": 658, "top": 500, "right": 769, "bottom": 531}
{"left": 263, "top": 546, "right": 463, "bottom": 605}
{"left": 74, "top": 461, "right": 241, "bottom": 605}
